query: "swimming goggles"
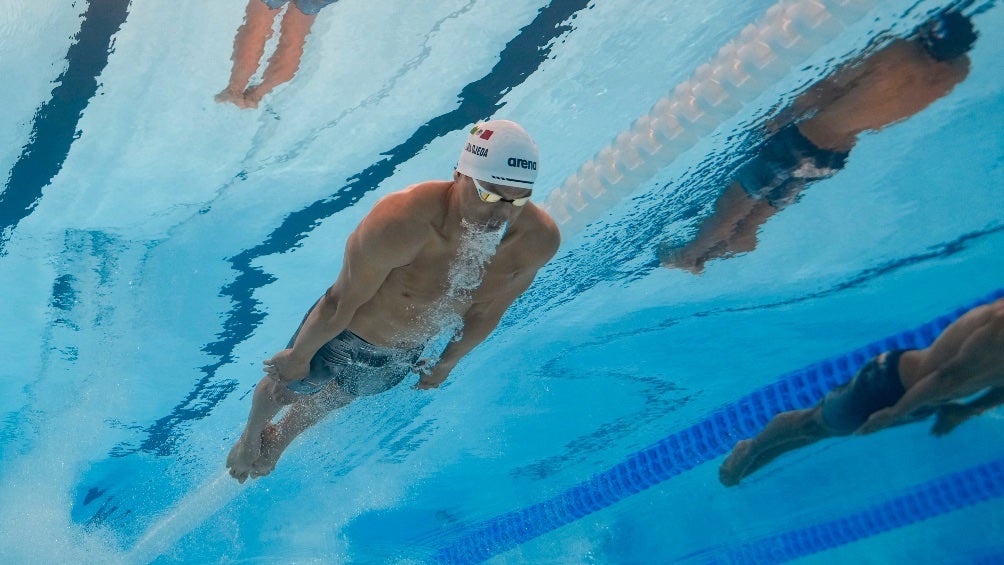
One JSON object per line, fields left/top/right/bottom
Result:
{"left": 473, "top": 178, "right": 531, "bottom": 207}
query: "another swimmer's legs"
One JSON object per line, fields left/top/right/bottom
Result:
{"left": 250, "top": 383, "right": 355, "bottom": 478}
{"left": 720, "top": 406, "right": 836, "bottom": 486}
{"left": 662, "top": 182, "right": 762, "bottom": 273}
{"left": 244, "top": 6, "right": 317, "bottom": 108}
{"left": 724, "top": 198, "right": 776, "bottom": 254}
{"left": 216, "top": 0, "right": 281, "bottom": 108}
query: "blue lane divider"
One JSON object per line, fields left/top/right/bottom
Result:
{"left": 431, "top": 288, "right": 1004, "bottom": 564}
{"left": 716, "top": 454, "right": 1004, "bottom": 564}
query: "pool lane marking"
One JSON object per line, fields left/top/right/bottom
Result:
{"left": 0, "top": 0, "right": 131, "bottom": 254}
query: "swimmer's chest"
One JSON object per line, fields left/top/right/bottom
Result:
{"left": 385, "top": 236, "right": 523, "bottom": 304}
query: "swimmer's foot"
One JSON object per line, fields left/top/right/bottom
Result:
{"left": 226, "top": 431, "right": 262, "bottom": 483}
{"left": 242, "top": 86, "right": 265, "bottom": 109}
{"left": 659, "top": 245, "right": 706, "bottom": 275}
{"left": 719, "top": 439, "right": 753, "bottom": 487}
{"left": 249, "top": 423, "right": 284, "bottom": 479}
{"left": 215, "top": 87, "right": 255, "bottom": 109}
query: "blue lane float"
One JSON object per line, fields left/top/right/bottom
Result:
{"left": 431, "top": 288, "right": 1004, "bottom": 564}
{"left": 715, "top": 454, "right": 1004, "bottom": 564}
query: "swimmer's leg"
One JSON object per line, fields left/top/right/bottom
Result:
{"left": 720, "top": 406, "right": 835, "bottom": 486}
{"left": 661, "top": 182, "right": 762, "bottom": 272}
{"left": 216, "top": 0, "right": 282, "bottom": 108}
{"left": 251, "top": 381, "right": 355, "bottom": 478}
{"left": 244, "top": 5, "right": 318, "bottom": 107}
{"left": 227, "top": 375, "right": 296, "bottom": 483}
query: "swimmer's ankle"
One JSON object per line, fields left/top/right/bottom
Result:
{"left": 243, "top": 86, "right": 264, "bottom": 109}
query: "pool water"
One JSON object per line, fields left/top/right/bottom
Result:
{"left": 0, "top": 0, "right": 1002, "bottom": 563}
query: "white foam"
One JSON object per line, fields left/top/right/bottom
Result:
{"left": 419, "top": 219, "right": 506, "bottom": 360}
{"left": 124, "top": 469, "right": 243, "bottom": 564}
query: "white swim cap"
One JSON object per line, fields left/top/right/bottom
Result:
{"left": 456, "top": 120, "right": 539, "bottom": 188}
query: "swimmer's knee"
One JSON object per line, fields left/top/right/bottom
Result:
{"left": 256, "top": 377, "right": 296, "bottom": 406}
{"left": 273, "top": 386, "right": 297, "bottom": 405}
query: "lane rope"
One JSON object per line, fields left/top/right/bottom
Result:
{"left": 432, "top": 288, "right": 1003, "bottom": 564}
{"left": 540, "top": 0, "right": 882, "bottom": 237}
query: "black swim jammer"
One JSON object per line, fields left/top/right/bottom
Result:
{"left": 261, "top": 0, "right": 339, "bottom": 16}
{"left": 734, "top": 123, "right": 849, "bottom": 208}
{"left": 283, "top": 304, "right": 422, "bottom": 397}
{"left": 820, "top": 349, "right": 924, "bottom": 434}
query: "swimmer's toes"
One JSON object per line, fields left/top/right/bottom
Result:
{"left": 241, "top": 88, "right": 262, "bottom": 109}
{"left": 718, "top": 441, "right": 751, "bottom": 486}
{"left": 215, "top": 88, "right": 246, "bottom": 106}
{"left": 228, "top": 468, "right": 249, "bottom": 484}
{"left": 719, "top": 464, "right": 739, "bottom": 487}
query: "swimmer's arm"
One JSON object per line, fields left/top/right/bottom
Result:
{"left": 417, "top": 272, "right": 537, "bottom": 389}
{"left": 418, "top": 218, "right": 560, "bottom": 388}
{"left": 951, "top": 387, "right": 1004, "bottom": 418}
{"left": 772, "top": 79, "right": 846, "bottom": 127}
{"left": 931, "top": 387, "right": 1004, "bottom": 436}
{"left": 858, "top": 363, "right": 967, "bottom": 435}
{"left": 768, "top": 63, "right": 859, "bottom": 128}
{"left": 871, "top": 301, "right": 1004, "bottom": 434}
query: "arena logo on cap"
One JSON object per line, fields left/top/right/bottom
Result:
{"left": 507, "top": 157, "right": 536, "bottom": 170}
{"left": 469, "top": 125, "right": 494, "bottom": 140}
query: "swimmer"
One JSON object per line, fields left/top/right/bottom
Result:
{"left": 216, "top": 0, "right": 339, "bottom": 108}
{"left": 720, "top": 297, "right": 1004, "bottom": 487}
{"left": 662, "top": 10, "right": 978, "bottom": 273}
{"left": 226, "top": 120, "right": 560, "bottom": 482}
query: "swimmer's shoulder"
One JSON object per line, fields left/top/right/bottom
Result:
{"left": 369, "top": 180, "right": 450, "bottom": 225}
{"left": 385, "top": 180, "right": 449, "bottom": 212}
{"left": 514, "top": 203, "right": 562, "bottom": 262}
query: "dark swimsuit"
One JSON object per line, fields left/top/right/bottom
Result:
{"left": 734, "top": 123, "right": 850, "bottom": 208}
{"left": 261, "top": 0, "right": 338, "bottom": 16}
{"left": 282, "top": 302, "right": 422, "bottom": 397}
{"left": 820, "top": 349, "right": 935, "bottom": 434}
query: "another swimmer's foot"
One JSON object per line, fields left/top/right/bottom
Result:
{"left": 215, "top": 87, "right": 255, "bottom": 109}
{"left": 242, "top": 86, "right": 265, "bottom": 109}
{"left": 226, "top": 431, "right": 262, "bottom": 483}
{"left": 660, "top": 247, "right": 706, "bottom": 274}
{"left": 719, "top": 439, "right": 753, "bottom": 487}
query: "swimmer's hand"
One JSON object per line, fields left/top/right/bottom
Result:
{"left": 930, "top": 403, "right": 971, "bottom": 437}
{"left": 856, "top": 406, "right": 902, "bottom": 435}
{"left": 264, "top": 348, "right": 310, "bottom": 383}
{"left": 412, "top": 358, "right": 451, "bottom": 390}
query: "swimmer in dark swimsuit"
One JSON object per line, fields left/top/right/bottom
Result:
{"left": 661, "top": 10, "right": 977, "bottom": 274}
{"left": 719, "top": 297, "right": 1004, "bottom": 487}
